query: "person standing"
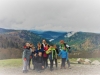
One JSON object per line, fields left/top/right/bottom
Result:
{"left": 36, "top": 42, "right": 44, "bottom": 54}
{"left": 22, "top": 43, "right": 31, "bottom": 73}
{"left": 58, "top": 46, "right": 68, "bottom": 69}
{"left": 43, "top": 44, "right": 49, "bottom": 68}
{"left": 60, "top": 40, "right": 71, "bottom": 69}
{"left": 46, "top": 44, "right": 57, "bottom": 71}
{"left": 28, "top": 43, "right": 34, "bottom": 69}
{"left": 41, "top": 39, "right": 49, "bottom": 68}
{"left": 31, "top": 46, "right": 37, "bottom": 70}
{"left": 53, "top": 45, "right": 59, "bottom": 69}
{"left": 41, "top": 39, "right": 47, "bottom": 49}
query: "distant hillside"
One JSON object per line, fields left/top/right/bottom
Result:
{"left": 0, "top": 29, "right": 51, "bottom": 59}
{"left": 0, "top": 28, "right": 16, "bottom": 33}
{"left": 31, "top": 30, "right": 66, "bottom": 41}
{"left": 52, "top": 31, "right": 100, "bottom": 58}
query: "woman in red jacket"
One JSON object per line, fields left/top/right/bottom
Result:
{"left": 43, "top": 44, "right": 49, "bottom": 68}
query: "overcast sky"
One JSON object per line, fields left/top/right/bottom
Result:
{"left": 0, "top": 0, "right": 100, "bottom": 33}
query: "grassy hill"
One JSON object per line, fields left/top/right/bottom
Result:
{"left": 0, "top": 29, "right": 51, "bottom": 59}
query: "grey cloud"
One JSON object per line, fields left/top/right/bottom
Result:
{"left": 0, "top": 0, "right": 100, "bottom": 33}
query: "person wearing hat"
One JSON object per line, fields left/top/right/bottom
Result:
{"left": 60, "top": 40, "right": 71, "bottom": 69}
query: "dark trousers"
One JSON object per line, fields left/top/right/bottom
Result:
{"left": 54, "top": 58, "right": 57, "bottom": 68}
{"left": 33, "top": 61, "right": 37, "bottom": 70}
{"left": 50, "top": 59, "right": 54, "bottom": 70}
{"left": 43, "top": 57, "right": 48, "bottom": 68}
{"left": 37, "top": 63, "right": 42, "bottom": 71}
{"left": 28, "top": 58, "right": 32, "bottom": 68}
{"left": 61, "top": 58, "right": 66, "bottom": 67}
{"left": 67, "top": 59, "right": 70, "bottom": 67}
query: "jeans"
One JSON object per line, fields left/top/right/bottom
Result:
{"left": 28, "top": 58, "right": 32, "bottom": 68}
{"left": 54, "top": 58, "right": 57, "bottom": 68}
{"left": 23, "top": 60, "right": 29, "bottom": 71}
{"left": 43, "top": 57, "right": 48, "bottom": 68}
{"left": 50, "top": 59, "right": 54, "bottom": 70}
{"left": 61, "top": 58, "right": 66, "bottom": 67}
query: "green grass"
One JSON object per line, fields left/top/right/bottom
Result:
{"left": 0, "top": 59, "right": 22, "bottom": 67}
{"left": 0, "top": 58, "right": 100, "bottom": 67}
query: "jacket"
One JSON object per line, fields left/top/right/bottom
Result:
{"left": 36, "top": 55, "right": 44, "bottom": 65}
{"left": 46, "top": 47, "right": 57, "bottom": 60}
{"left": 36, "top": 48, "right": 44, "bottom": 54}
{"left": 22, "top": 48, "right": 31, "bottom": 60}
{"left": 58, "top": 50, "right": 68, "bottom": 59}
{"left": 31, "top": 50, "right": 37, "bottom": 57}
{"left": 43, "top": 47, "right": 48, "bottom": 57}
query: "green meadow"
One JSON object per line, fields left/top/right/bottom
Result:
{"left": 0, "top": 58, "right": 100, "bottom": 67}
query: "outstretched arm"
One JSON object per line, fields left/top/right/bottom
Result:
{"left": 58, "top": 51, "right": 62, "bottom": 56}
{"left": 46, "top": 48, "right": 51, "bottom": 54}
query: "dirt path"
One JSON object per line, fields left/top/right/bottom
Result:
{"left": 0, "top": 64, "right": 100, "bottom": 75}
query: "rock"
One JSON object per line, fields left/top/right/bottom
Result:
{"left": 84, "top": 59, "right": 91, "bottom": 63}
{"left": 77, "top": 58, "right": 84, "bottom": 64}
{"left": 91, "top": 60, "right": 100, "bottom": 65}
{"left": 83, "top": 59, "right": 91, "bottom": 65}
{"left": 83, "top": 61, "right": 91, "bottom": 65}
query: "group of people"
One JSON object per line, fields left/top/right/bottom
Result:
{"left": 22, "top": 39, "right": 71, "bottom": 73}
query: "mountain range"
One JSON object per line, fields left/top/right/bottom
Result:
{"left": 31, "top": 30, "right": 100, "bottom": 58}
{"left": 30, "top": 30, "right": 66, "bottom": 41}
{"left": 0, "top": 28, "right": 100, "bottom": 59}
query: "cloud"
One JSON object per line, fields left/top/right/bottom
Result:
{"left": 0, "top": 0, "right": 100, "bottom": 33}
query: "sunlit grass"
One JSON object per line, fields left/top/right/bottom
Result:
{"left": 0, "top": 59, "right": 22, "bottom": 67}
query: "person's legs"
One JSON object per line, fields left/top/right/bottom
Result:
{"left": 67, "top": 59, "right": 71, "bottom": 69}
{"left": 55, "top": 58, "right": 57, "bottom": 68}
{"left": 28, "top": 58, "right": 31, "bottom": 69}
{"left": 63, "top": 58, "right": 66, "bottom": 69}
{"left": 47, "top": 57, "right": 49, "bottom": 67}
{"left": 50, "top": 60, "right": 53, "bottom": 71}
{"left": 66, "top": 52, "right": 71, "bottom": 69}
{"left": 62, "top": 58, "right": 65, "bottom": 68}
{"left": 34, "top": 61, "right": 38, "bottom": 70}
{"left": 45, "top": 57, "right": 48, "bottom": 68}
{"left": 61, "top": 58, "right": 63, "bottom": 69}
{"left": 43, "top": 57, "right": 46, "bottom": 68}
{"left": 23, "top": 60, "right": 28, "bottom": 73}
{"left": 37, "top": 63, "right": 42, "bottom": 72}
{"left": 32, "top": 58, "right": 35, "bottom": 70}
